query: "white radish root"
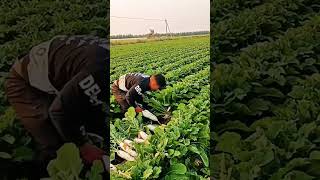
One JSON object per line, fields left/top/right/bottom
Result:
{"left": 119, "top": 142, "right": 137, "bottom": 157}
{"left": 117, "top": 150, "right": 135, "bottom": 161}
{"left": 134, "top": 138, "right": 145, "bottom": 143}
{"left": 123, "top": 139, "right": 133, "bottom": 147}
{"left": 142, "top": 110, "right": 159, "bottom": 122}
{"left": 110, "top": 164, "right": 117, "bottom": 171}
{"left": 138, "top": 131, "right": 148, "bottom": 140}
{"left": 146, "top": 124, "right": 157, "bottom": 132}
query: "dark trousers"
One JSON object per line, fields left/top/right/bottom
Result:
{"left": 111, "top": 82, "right": 129, "bottom": 113}
{"left": 5, "top": 60, "right": 62, "bottom": 177}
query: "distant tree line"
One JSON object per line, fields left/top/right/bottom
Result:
{"left": 110, "top": 31, "right": 209, "bottom": 39}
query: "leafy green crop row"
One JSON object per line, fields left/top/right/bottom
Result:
{"left": 111, "top": 49, "right": 207, "bottom": 81}
{"left": 211, "top": 0, "right": 320, "bottom": 178}
{"left": 211, "top": 0, "right": 271, "bottom": 22}
{"left": 212, "top": 0, "right": 320, "bottom": 63}
{"left": 213, "top": 16, "right": 320, "bottom": 121}
{"left": 0, "top": 1, "right": 109, "bottom": 179}
{"left": 112, "top": 86, "right": 210, "bottom": 179}
{"left": 0, "top": 0, "right": 108, "bottom": 72}
{"left": 111, "top": 37, "right": 208, "bottom": 68}
{"left": 110, "top": 36, "right": 209, "bottom": 82}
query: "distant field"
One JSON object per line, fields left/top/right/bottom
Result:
{"left": 110, "top": 34, "right": 209, "bottom": 45}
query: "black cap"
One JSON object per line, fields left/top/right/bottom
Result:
{"left": 154, "top": 74, "right": 166, "bottom": 89}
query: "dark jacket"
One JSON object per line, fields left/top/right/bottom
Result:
{"left": 117, "top": 73, "right": 150, "bottom": 109}
{"left": 21, "top": 35, "right": 109, "bottom": 145}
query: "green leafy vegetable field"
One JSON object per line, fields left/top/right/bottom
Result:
{"left": 110, "top": 36, "right": 210, "bottom": 179}
{"left": 0, "top": 0, "right": 108, "bottom": 179}
{"left": 211, "top": 0, "right": 320, "bottom": 179}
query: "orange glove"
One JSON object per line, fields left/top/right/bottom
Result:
{"left": 79, "top": 143, "right": 104, "bottom": 164}
{"left": 135, "top": 106, "right": 143, "bottom": 113}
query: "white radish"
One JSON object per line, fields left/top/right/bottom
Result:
{"left": 126, "top": 148, "right": 138, "bottom": 157}
{"left": 123, "top": 139, "right": 133, "bottom": 147}
{"left": 119, "top": 142, "right": 138, "bottom": 157}
{"left": 117, "top": 150, "right": 135, "bottom": 161}
{"left": 134, "top": 138, "right": 145, "bottom": 143}
{"left": 138, "top": 131, "right": 148, "bottom": 140}
{"left": 142, "top": 110, "right": 159, "bottom": 123}
{"left": 110, "top": 164, "right": 117, "bottom": 171}
{"left": 146, "top": 124, "right": 157, "bottom": 132}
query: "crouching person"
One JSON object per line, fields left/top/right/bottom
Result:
{"left": 5, "top": 35, "right": 109, "bottom": 177}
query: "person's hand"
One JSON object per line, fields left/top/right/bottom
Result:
{"left": 79, "top": 143, "right": 104, "bottom": 164}
{"left": 135, "top": 106, "right": 143, "bottom": 113}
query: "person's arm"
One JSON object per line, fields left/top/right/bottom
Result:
{"left": 125, "top": 84, "right": 145, "bottom": 109}
{"left": 48, "top": 70, "right": 106, "bottom": 163}
{"left": 49, "top": 71, "right": 90, "bottom": 145}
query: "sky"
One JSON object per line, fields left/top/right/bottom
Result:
{"left": 110, "top": 0, "right": 210, "bottom": 35}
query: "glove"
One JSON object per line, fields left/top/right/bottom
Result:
{"left": 79, "top": 143, "right": 104, "bottom": 164}
{"left": 135, "top": 106, "right": 143, "bottom": 113}
{"left": 142, "top": 110, "right": 158, "bottom": 122}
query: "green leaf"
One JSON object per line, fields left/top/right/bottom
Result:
{"left": 164, "top": 174, "right": 189, "bottom": 180}
{"left": 173, "top": 151, "right": 181, "bottom": 157}
{"left": 110, "top": 151, "right": 115, "bottom": 161}
{"left": 247, "top": 98, "right": 271, "bottom": 115}
{"left": 252, "top": 148, "right": 274, "bottom": 167}
{"left": 253, "top": 87, "right": 285, "bottom": 98}
{"left": 270, "top": 158, "right": 310, "bottom": 180}
{"left": 305, "top": 160, "right": 320, "bottom": 177}
{"left": 143, "top": 167, "right": 153, "bottom": 179}
{"left": 47, "top": 143, "right": 83, "bottom": 180}
{"left": 216, "top": 120, "right": 252, "bottom": 134}
{"left": 284, "top": 171, "right": 315, "bottom": 180}
{"left": 168, "top": 163, "right": 187, "bottom": 175}
{"left": 168, "top": 149, "right": 174, "bottom": 156}
{"left": 13, "top": 147, "right": 33, "bottom": 161}
{"left": 125, "top": 107, "right": 136, "bottom": 120}
{"left": 188, "top": 145, "right": 200, "bottom": 154}
{"left": 299, "top": 122, "right": 316, "bottom": 138}
{"left": 152, "top": 166, "right": 162, "bottom": 178}
{"left": 0, "top": 107, "right": 16, "bottom": 131}
{"left": 216, "top": 132, "right": 242, "bottom": 156}
{"left": 310, "top": 151, "right": 320, "bottom": 160}
{"left": 86, "top": 160, "right": 104, "bottom": 180}
{"left": 1, "top": 134, "right": 15, "bottom": 144}
{"left": 199, "top": 148, "right": 209, "bottom": 167}
{"left": 236, "top": 162, "right": 260, "bottom": 180}
{"left": 288, "top": 86, "right": 305, "bottom": 99}
{"left": 0, "top": 152, "right": 11, "bottom": 159}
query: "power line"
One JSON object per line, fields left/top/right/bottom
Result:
{"left": 111, "top": 16, "right": 173, "bottom": 35}
{"left": 111, "top": 16, "right": 164, "bottom": 21}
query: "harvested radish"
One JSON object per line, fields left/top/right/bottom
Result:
{"left": 110, "top": 164, "right": 117, "bottom": 171}
{"left": 134, "top": 138, "right": 145, "bottom": 143}
{"left": 142, "top": 110, "right": 160, "bottom": 123}
{"left": 138, "top": 131, "right": 148, "bottom": 140}
{"left": 146, "top": 124, "right": 157, "bottom": 132}
{"left": 123, "top": 139, "right": 133, "bottom": 147}
{"left": 120, "top": 142, "right": 137, "bottom": 157}
{"left": 117, "top": 150, "right": 135, "bottom": 161}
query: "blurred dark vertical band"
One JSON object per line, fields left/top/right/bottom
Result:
{"left": 211, "top": 0, "right": 320, "bottom": 179}
{"left": 0, "top": 0, "right": 110, "bottom": 179}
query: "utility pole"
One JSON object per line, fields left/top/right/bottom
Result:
{"left": 165, "top": 19, "right": 171, "bottom": 36}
